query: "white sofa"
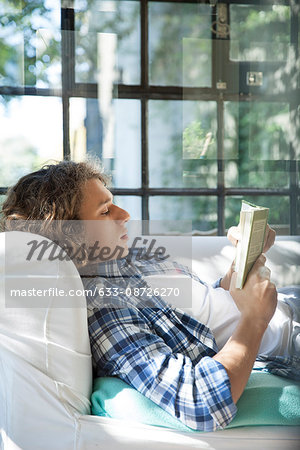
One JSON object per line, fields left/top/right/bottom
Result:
{"left": 0, "top": 231, "right": 299, "bottom": 450}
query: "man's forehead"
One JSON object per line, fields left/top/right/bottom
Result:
{"left": 100, "top": 191, "right": 113, "bottom": 204}
{"left": 82, "top": 178, "right": 111, "bottom": 200}
{"left": 95, "top": 180, "right": 113, "bottom": 204}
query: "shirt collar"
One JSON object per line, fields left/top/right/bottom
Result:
{"left": 79, "top": 246, "right": 147, "bottom": 279}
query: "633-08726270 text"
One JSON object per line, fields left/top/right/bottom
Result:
{"left": 97, "top": 287, "right": 180, "bottom": 297}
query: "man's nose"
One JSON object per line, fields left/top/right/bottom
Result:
{"left": 116, "top": 205, "right": 130, "bottom": 222}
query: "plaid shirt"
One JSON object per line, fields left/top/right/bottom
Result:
{"left": 254, "top": 354, "right": 300, "bottom": 380}
{"left": 81, "top": 247, "right": 237, "bottom": 431}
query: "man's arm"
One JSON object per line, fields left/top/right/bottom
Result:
{"left": 86, "top": 255, "right": 275, "bottom": 431}
{"left": 87, "top": 300, "right": 237, "bottom": 432}
{"left": 213, "top": 254, "right": 277, "bottom": 403}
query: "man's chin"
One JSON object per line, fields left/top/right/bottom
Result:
{"left": 117, "top": 245, "right": 129, "bottom": 259}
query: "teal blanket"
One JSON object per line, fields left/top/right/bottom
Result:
{"left": 91, "top": 372, "right": 300, "bottom": 431}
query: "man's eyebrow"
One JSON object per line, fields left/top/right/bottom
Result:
{"left": 98, "top": 194, "right": 113, "bottom": 208}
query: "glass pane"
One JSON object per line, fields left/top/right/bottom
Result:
{"left": 0, "top": 195, "right": 6, "bottom": 223}
{"left": 70, "top": 98, "right": 141, "bottom": 188}
{"left": 230, "top": 4, "right": 290, "bottom": 62}
{"left": 225, "top": 196, "right": 290, "bottom": 235}
{"left": 149, "top": 2, "right": 211, "bottom": 87}
{"left": 0, "top": 95, "right": 63, "bottom": 186}
{"left": 114, "top": 196, "right": 141, "bottom": 220}
{"left": 299, "top": 10, "right": 300, "bottom": 89}
{"left": 0, "top": 0, "right": 61, "bottom": 88}
{"left": 0, "top": 195, "right": 6, "bottom": 208}
{"left": 149, "top": 100, "right": 217, "bottom": 188}
{"left": 75, "top": 0, "right": 140, "bottom": 84}
{"left": 149, "top": 196, "right": 217, "bottom": 235}
{"left": 224, "top": 101, "right": 290, "bottom": 188}
{"left": 298, "top": 197, "right": 300, "bottom": 235}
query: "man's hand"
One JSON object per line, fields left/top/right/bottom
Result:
{"left": 220, "top": 223, "right": 276, "bottom": 290}
{"left": 229, "top": 253, "right": 278, "bottom": 326}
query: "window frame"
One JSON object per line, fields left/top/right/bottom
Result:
{"left": 0, "top": 0, "right": 299, "bottom": 235}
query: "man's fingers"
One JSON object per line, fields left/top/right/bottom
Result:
{"left": 263, "top": 226, "right": 276, "bottom": 253}
{"left": 229, "top": 271, "right": 237, "bottom": 292}
{"left": 251, "top": 253, "right": 272, "bottom": 281}
{"left": 258, "top": 252, "right": 266, "bottom": 264}
{"left": 252, "top": 253, "right": 267, "bottom": 270}
{"left": 258, "top": 265, "right": 271, "bottom": 279}
{"left": 227, "top": 226, "right": 242, "bottom": 246}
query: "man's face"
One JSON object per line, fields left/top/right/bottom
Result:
{"left": 78, "top": 178, "right": 130, "bottom": 261}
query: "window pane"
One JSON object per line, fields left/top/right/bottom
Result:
{"left": 299, "top": 10, "right": 300, "bottom": 89}
{"left": 298, "top": 197, "right": 300, "bottom": 235}
{"left": 0, "top": 195, "right": 6, "bottom": 222}
{"left": 70, "top": 98, "right": 141, "bottom": 188}
{"left": 0, "top": 95, "right": 63, "bottom": 186}
{"left": 225, "top": 196, "right": 290, "bottom": 235}
{"left": 0, "top": 0, "right": 61, "bottom": 88}
{"left": 0, "top": 195, "right": 5, "bottom": 208}
{"left": 224, "top": 101, "right": 290, "bottom": 188}
{"left": 149, "top": 196, "right": 217, "bottom": 235}
{"left": 114, "top": 196, "right": 141, "bottom": 220}
{"left": 75, "top": 0, "right": 140, "bottom": 84}
{"left": 149, "top": 100, "right": 217, "bottom": 188}
{"left": 149, "top": 2, "right": 212, "bottom": 87}
{"left": 230, "top": 5, "right": 290, "bottom": 62}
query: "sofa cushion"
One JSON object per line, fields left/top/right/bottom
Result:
{"left": 91, "top": 372, "right": 300, "bottom": 430}
{"left": 0, "top": 231, "right": 92, "bottom": 415}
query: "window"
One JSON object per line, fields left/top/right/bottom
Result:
{"left": 0, "top": 0, "right": 299, "bottom": 235}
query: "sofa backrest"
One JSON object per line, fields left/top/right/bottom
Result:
{"left": 0, "top": 231, "right": 92, "bottom": 415}
{"left": 127, "top": 235, "right": 300, "bottom": 287}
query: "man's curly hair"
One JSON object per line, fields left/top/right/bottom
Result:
{"left": 0, "top": 159, "right": 111, "bottom": 266}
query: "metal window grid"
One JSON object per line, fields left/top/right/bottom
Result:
{"left": 0, "top": 0, "right": 299, "bottom": 235}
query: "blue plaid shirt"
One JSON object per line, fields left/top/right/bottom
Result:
{"left": 81, "top": 247, "right": 237, "bottom": 431}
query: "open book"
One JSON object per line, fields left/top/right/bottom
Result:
{"left": 235, "top": 201, "right": 269, "bottom": 289}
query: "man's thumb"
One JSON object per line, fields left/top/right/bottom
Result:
{"left": 229, "top": 270, "right": 237, "bottom": 292}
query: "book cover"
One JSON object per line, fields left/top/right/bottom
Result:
{"left": 235, "top": 201, "right": 269, "bottom": 289}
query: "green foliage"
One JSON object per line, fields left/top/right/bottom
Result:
{"left": 149, "top": 2, "right": 211, "bottom": 86}
{"left": 75, "top": 0, "right": 140, "bottom": 83}
{"left": 0, "top": 135, "right": 43, "bottom": 186}
{"left": 0, "top": 0, "right": 60, "bottom": 87}
{"left": 224, "top": 101, "right": 290, "bottom": 189}
{"left": 230, "top": 4, "right": 290, "bottom": 61}
{"left": 183, "top": 121, "right": 214, "bottom": 159}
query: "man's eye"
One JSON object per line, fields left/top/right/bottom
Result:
{"left": 101, "top": 210, "right": 110, "bottom": 216}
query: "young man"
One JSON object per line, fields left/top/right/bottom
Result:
{"left": 1, "top": 160, "right": 298, "bottom": 432}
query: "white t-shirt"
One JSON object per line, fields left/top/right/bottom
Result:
{"left": 144, "top": 273, "right": 297, "bottom": 358}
